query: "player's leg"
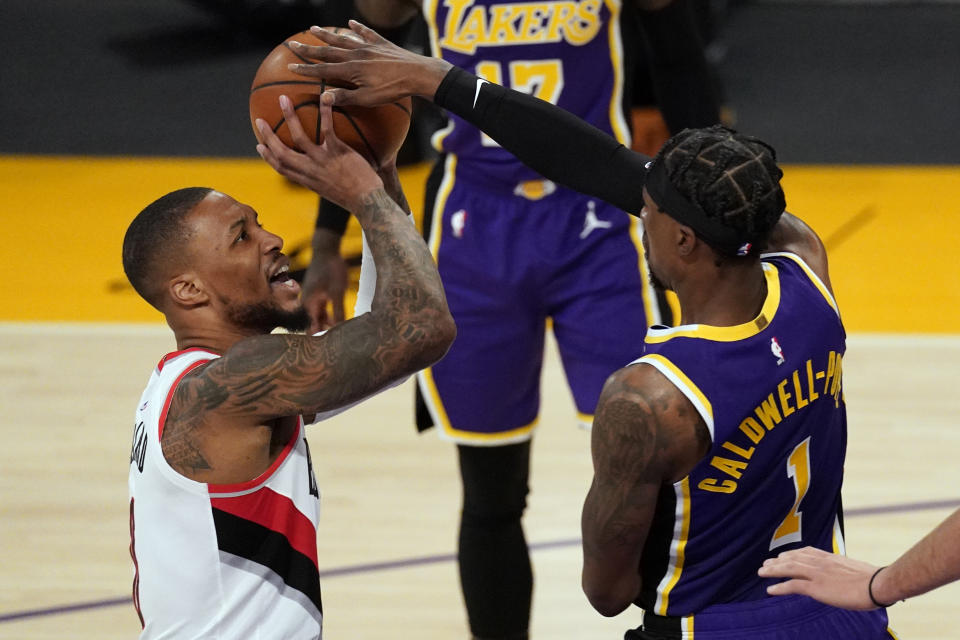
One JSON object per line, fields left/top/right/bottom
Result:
{"left": 422, "top": 291, "right": 540, "bottom": 639}
{"left": 417, "top": 156, "right": 547, "bottom": 639}
{"left": 457, "top": 440, "right": 532, "bottom": 640}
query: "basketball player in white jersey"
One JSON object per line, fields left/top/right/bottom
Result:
{"left": 123, "top": 95, "right": 455, "bottom": 639}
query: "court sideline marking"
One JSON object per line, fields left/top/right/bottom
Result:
{"left": 2, "top": 497, "right": 958, "bottom": 624}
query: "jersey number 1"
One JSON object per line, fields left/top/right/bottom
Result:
{"left": 770, "top": 437, "right": 811, "bottom": 550}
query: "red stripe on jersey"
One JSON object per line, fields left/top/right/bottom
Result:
{"left": 157, "top": 347, "right": 219, "bottom": 373}
{"left": 157, "top": 359, "right": 212, "bottom": 440}
{"left": 206, "top": 420, "right": 302, "bottom": 494}
{"left": 210, "top": 486, "right": 319, "bottom": 568}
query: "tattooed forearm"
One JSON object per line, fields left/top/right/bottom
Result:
{"left": 379, "top": 166, "right": 412, "bottom": 216}
{"left": 354, "top": 187, "right": 454, "bottom": 361}
{"left": 169, "top": 187, "right": 454, "bottom": 423}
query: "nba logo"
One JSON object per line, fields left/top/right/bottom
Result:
{"left": 451, "top": 209, "right": 467, "bottom": 238}
{"left": 770, "top": 337, "right": 785, "bottom": 365}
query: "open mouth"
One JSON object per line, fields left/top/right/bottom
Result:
{"left": 269, "top": 264, "right": 299, "bottom": 291}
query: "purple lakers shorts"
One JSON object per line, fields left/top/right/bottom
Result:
{"left": 416, "top": 156, "right": 663, "bottom": 444}
{"left": 630, "top": 595, "right": 896, "bottom": 639}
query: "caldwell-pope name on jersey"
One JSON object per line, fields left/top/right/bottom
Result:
{"left": 440, "top": 0, "right": 604, "bottom": 54}
{"left": 698, "top": 350, "right": 845, "bottom": 494}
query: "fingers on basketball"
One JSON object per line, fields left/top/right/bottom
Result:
{"left": 249, "top": 28, "right": 412, "bottom": 167}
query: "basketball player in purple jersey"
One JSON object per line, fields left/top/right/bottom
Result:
{"left": 284, "top": 24, "right": 896, "bottom": 638}
{"left": 302, "top": 3, "right": 720, "bottom": 638}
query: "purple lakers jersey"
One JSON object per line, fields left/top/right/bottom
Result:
{"left": 423, "top": 0, "right": 630, "bottom": 182}
{"left": 635, "top": 253, "right": 847, "bottom": 617}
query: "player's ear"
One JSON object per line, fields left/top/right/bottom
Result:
{"left": 169, "top": 274, "right": 209, "bottom": 308}
{"left": 676, "top": 223, "right": 697, "bottom": 257}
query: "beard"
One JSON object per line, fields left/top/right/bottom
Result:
{"left": 225, "top": 300, "right": 310, "bottom": 334}
{"left": 642, "top": 232, "right": 668, "bottom": 292}
{"left": 648, "top": 267, "right": 669, "bottom": 293}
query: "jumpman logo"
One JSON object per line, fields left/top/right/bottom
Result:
{"left": 579, "top": 201, "right": 612, "bottom": 239}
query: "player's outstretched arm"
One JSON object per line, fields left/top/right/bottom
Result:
{"left": 170, "top": 95, "right": 454, "bottom": 425}
{"left": 581, "top": 364, "right": 710, "bottom": 616}
{"left": 292, "top": 22, "right": 650, "bottom": 215}
{"left": 759, "top": 508, "right": 960, "bottom": 609}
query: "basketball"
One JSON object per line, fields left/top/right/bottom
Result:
{"left": 249, "top": 29, "right": 412, "bottom": 167}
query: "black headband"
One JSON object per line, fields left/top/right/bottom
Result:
{"left": 644, "top": 160, "right": 756, "bottom": 257}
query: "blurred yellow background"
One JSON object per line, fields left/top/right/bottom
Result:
{"left": 1, "top": 156, "right": 957, "bottom": 332}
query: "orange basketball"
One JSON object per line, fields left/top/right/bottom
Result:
{"left": 249, "top": 28, "right": 412, "bottom": 167}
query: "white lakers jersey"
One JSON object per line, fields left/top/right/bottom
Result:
{"left": 128, "top": 348, "right": 322, "bottom": 639}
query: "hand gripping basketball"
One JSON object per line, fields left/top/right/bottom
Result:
{"left": 255, "top": 94, "right": 383, "bottom": 212}
{"left": 249, "top": 27, "right": 412, "bottom": 168}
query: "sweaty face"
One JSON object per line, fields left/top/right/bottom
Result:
{"left": 185, "top": 192, "right": 307, "bottom": 333}
{"left": 640, "top": 188, "right": 671, "bottom": 292}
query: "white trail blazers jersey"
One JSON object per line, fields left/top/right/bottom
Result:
{"left": 128, "top": 348, "right": 322, "bottom": 639}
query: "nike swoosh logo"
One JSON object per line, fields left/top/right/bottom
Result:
{"left": 473, "top": 78, "right": 488, "bottom": 108}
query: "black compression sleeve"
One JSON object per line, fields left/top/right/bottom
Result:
{"left": 315, "top": 198, "right": 351, "bottom": 235}
{"left": 433, "top": 66, "right": 650, "bottom": 215}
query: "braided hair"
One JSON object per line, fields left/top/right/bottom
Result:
{"left": 122, "top": 187, "right": 213, "bottom": 309}
{"left": 653, "top": 125, "right": 786, "bottom": 257}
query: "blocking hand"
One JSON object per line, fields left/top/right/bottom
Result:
{"left": 285, "top": 21, "right": 453, "bottom": 107}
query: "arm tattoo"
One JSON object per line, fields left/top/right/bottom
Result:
{"left": 582, "top": 366, "right": 708, "bottom": 566}
{"left": 163, "top": 366, "right": 219, "bottom": 475}
{"left": 583, "top": 391, "right": 664, "bottom": 557}
{"left": 161, "top": 420, "right": 212, "bottom": 475}
{"left": 165, "top": 187, "right": 453, "bottom": 438}
{"left": 380, "top": 169, "right": 413, "bottom": 217}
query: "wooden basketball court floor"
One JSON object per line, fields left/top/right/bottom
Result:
{"left": 1, "top": 158, "right": 959, "bottom": 638}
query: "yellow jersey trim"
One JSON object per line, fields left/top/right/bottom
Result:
{"left": 428, "top": 154, "right": 458, "bottom": 258}
{"left": 665, "top": 290, "right": 682, "bottom": 326}
{"left": 604, "top": 0, "right": 630, "bottom": 146}
{"left": 832, "top": 515, "right": 846, "bottom": 555}
{"left": 442, "top": 418, "right": 538, "bottom": 445}
{"left": 762, "top": 251, "right": 839, "bottom": 315}
{"left": 423, "top": 0, "right": 455, "bottom": 152}
{"left": 417, "top": 367, "right": 537, "bottom": 445}
{"left": 635, "top": 354, "right": 714, "bottom": 439}
{"left": 416, "top": 366, "right": 455, "bottom": 432}
{"left": 629, "top": 216, "right": 665, "bottom": 326}
{"left": 645, "top": 263, "right": 781, "bottom": 343}
{"left": 654, "top": 477, "right": 692, "bottom": 615}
